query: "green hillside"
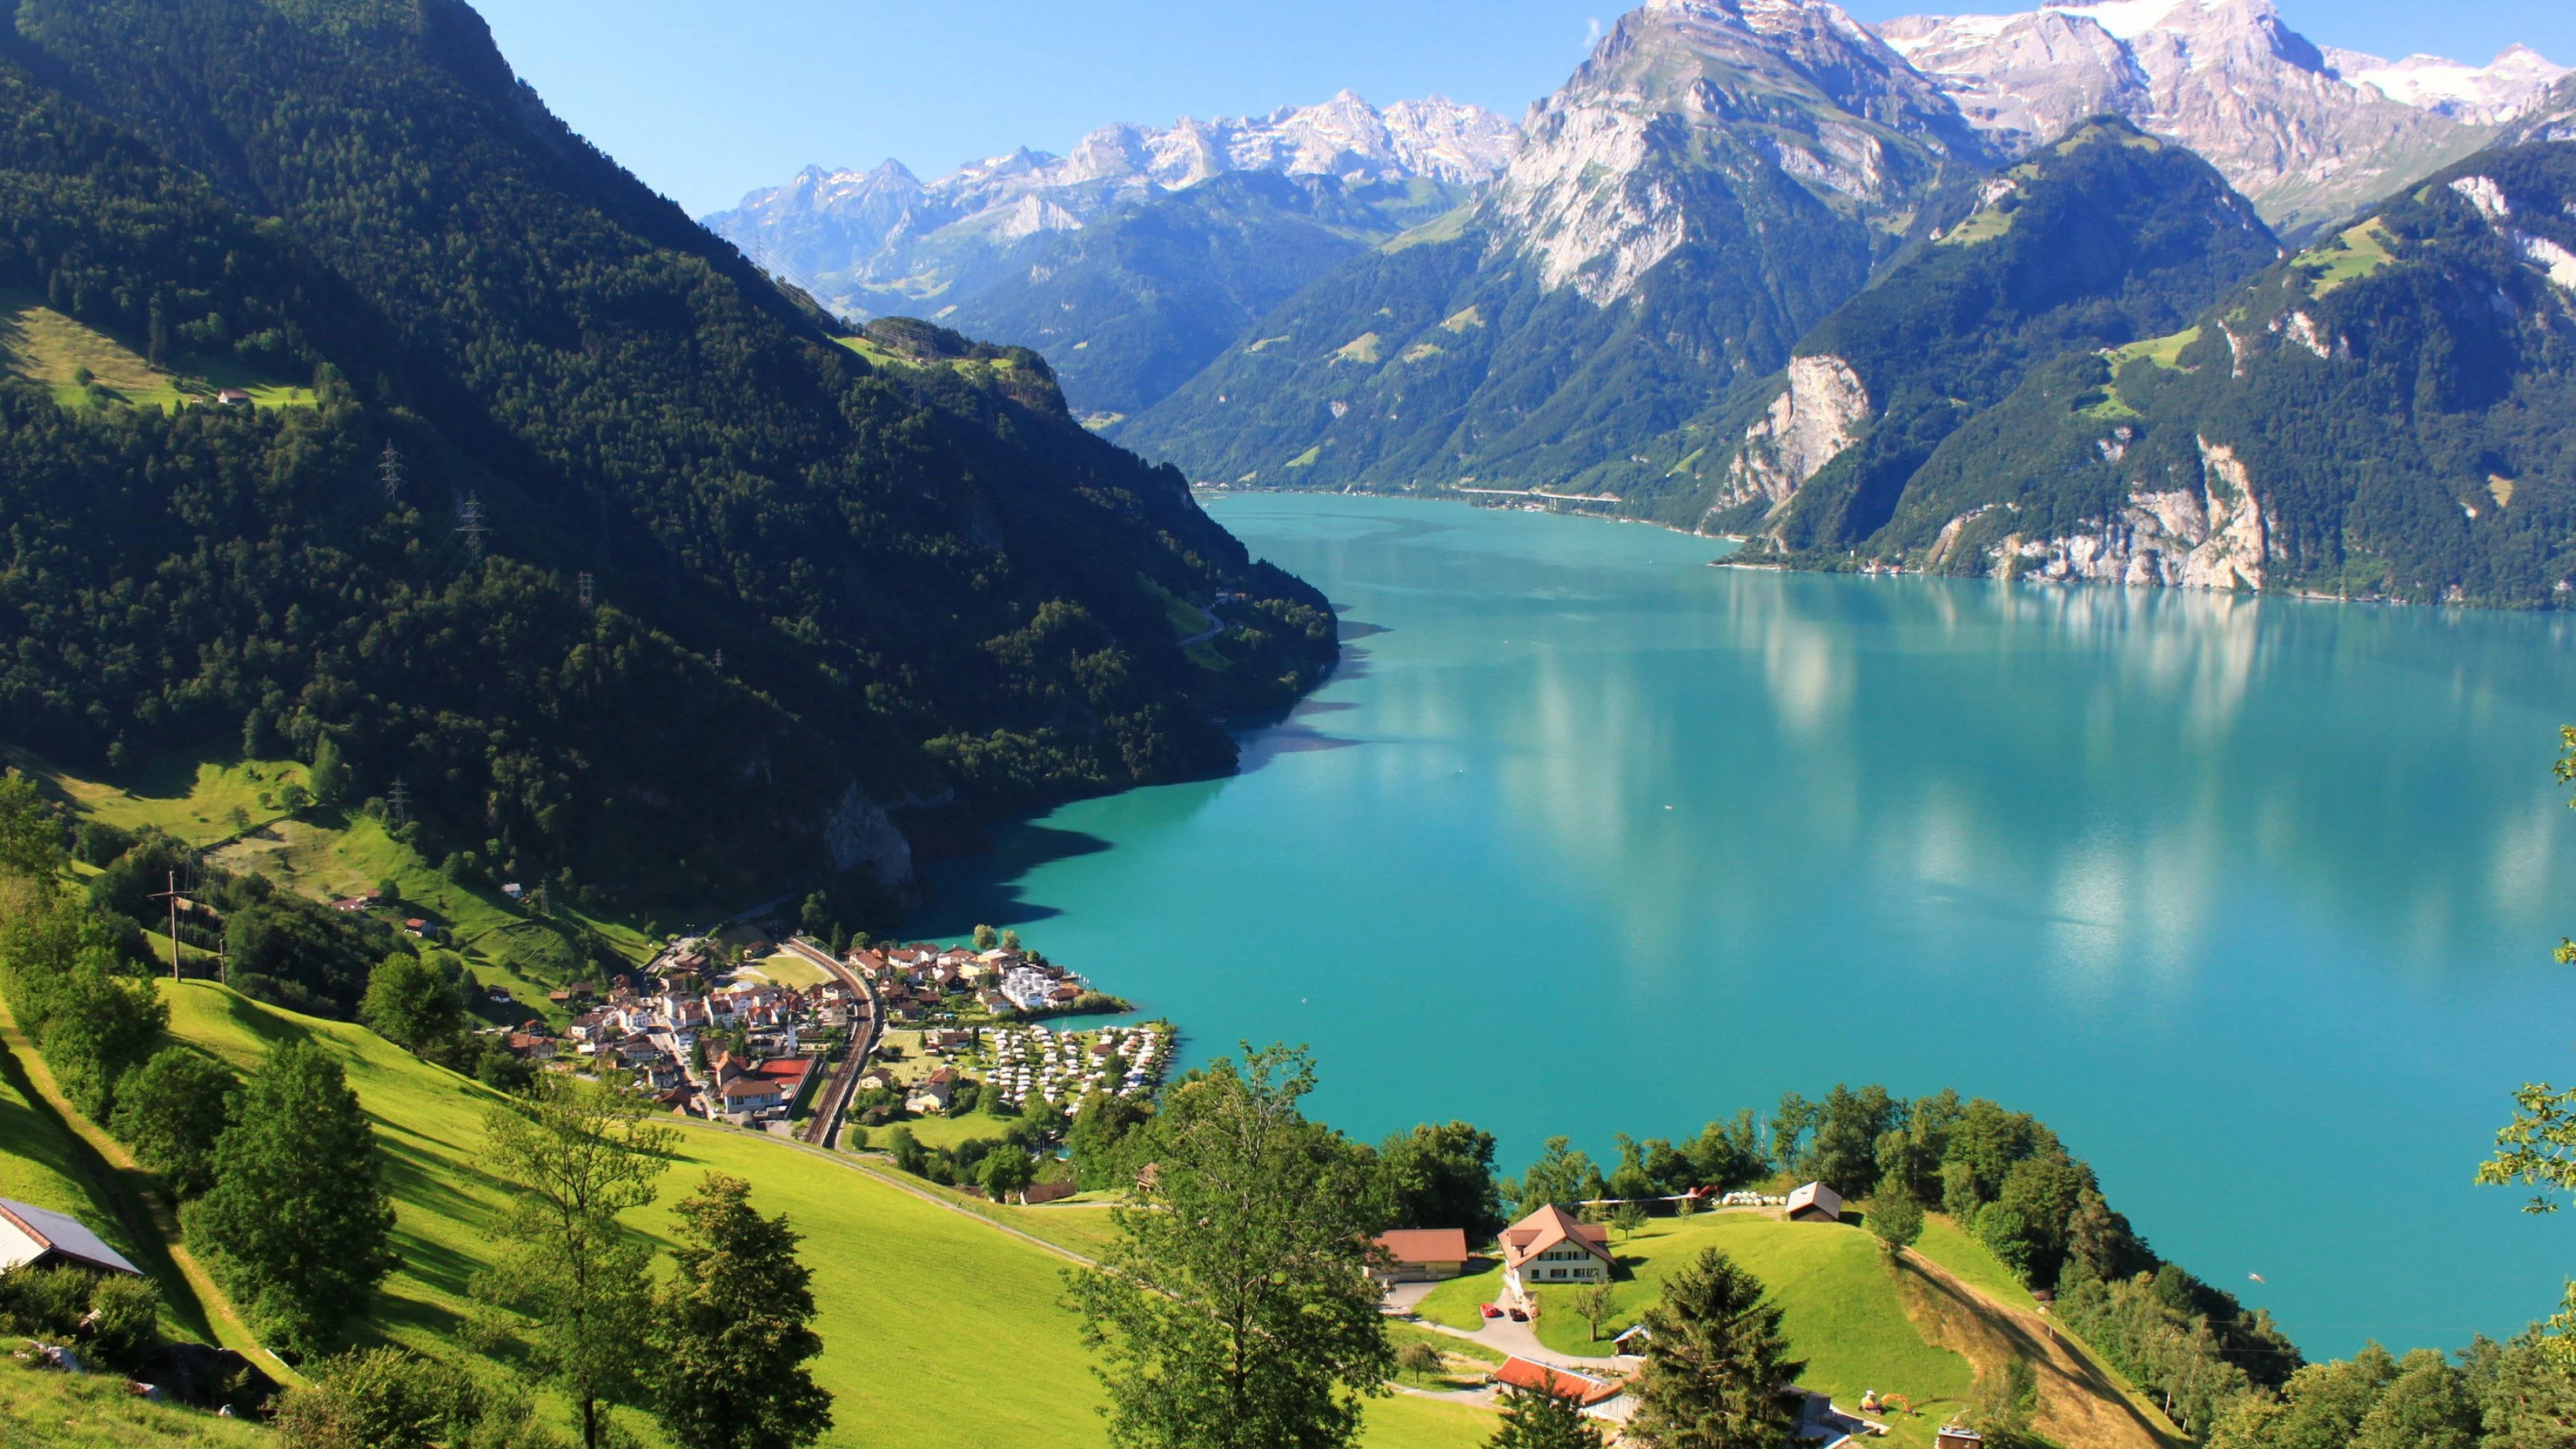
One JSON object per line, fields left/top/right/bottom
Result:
{"left": 0, "top": 1360, "right": 266, "bottom": 1449}
{"left": 0, "top": 0, "right": 1335, "bottom": 922}
{"left": 136, "top": 979, "right": 1491, "bottom": 1449}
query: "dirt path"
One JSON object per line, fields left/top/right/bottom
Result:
{"left": 0, "top": 989, "right": 301, "bottom": 1388}
{"left": 1895, "top": 1252, "right": 2185, "bottom": 1449}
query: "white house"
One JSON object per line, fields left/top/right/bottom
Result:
{"left": 1500, "top": 1203, "right": 1615, "bottom": 1293}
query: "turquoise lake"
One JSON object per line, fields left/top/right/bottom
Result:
{"left": 922, "top": 492, "right": 2576, "bottom": 1356}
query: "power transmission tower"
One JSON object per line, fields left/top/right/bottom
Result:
{"left": 378, "top": 441, "right": 404, "bottom": 502}
{"left": 456, "top": 494, "right": 488, "bottom": 561}
{"left": 713, "top": 648, "right": 723, "bottom": 670}
{"left": 577, "top": 572, "right": 594, "bottom": 609}
{"left": 388, "top": 777, "right": 411, "bottom": 828}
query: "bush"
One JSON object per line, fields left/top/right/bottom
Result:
{"left": 80, "top": 1273, "right": 162, "bottom": 1374}
{"left": 0, "top": 1263, "right": 95, "bottom": 1338}
{"left": 273, "top": 1348, "right": 475, "bottom": 1449}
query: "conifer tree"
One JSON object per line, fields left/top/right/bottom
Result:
{"left": 1489, "top": 1383, "right": 1606, "bottom": 1449}
{"left": 1626, "top": 1248, "right": 1806, "bottom": 1449}
{"left": 653, "top": 1173, "right": 833, "bottom": 1449}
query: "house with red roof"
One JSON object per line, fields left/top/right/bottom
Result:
{"left": 1492, "top": 1356, "right": 1624, "bottom": 1407}
{"left": 1501, "top": 1203, "right": 1615, "bottom": 1293}
{"left": 1371, "top": 1228, "right": 1472, "bottom": 1283}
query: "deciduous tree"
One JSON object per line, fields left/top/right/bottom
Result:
{"left": 184, "top": 1041, "right": 396, "bottom": 1355}
{"left": 653, "top": 1173, "right": 833, "bottom": 1449}
{"left": 1379, "top": 1120, "right": 1505, "bottom": 1239}
{"left": 109, "top": 1046, "right": 236, "bottom": 1198}
{"left": 361, "top": 952, "right": 460, "bottom": 1053}
{"left": 1068, "top": 1044, "right": 1392, "bottom": 1449}
{"left": 1867, "top": 1191, "right": 1924, "bottom": 1260}
{"left": 476, "top": 1075, "right": 676, "bottom": 1449}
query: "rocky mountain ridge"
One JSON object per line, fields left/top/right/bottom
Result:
{"left": 1878, "top": 0, "right": 2565, "bottom": 236}
{"left": 704, "top": 91, "right": 1517, "bottom": 308}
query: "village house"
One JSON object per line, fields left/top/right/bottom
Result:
{"left": 1501, "top": 1203, "right": 1615, "bottom": 1292}
{"left": 1372, "top": 1228, "right": 1472, "bottom": 1283}
{"left": 906, "top": 1066, "right": 958, "bottom": 1116}
{"left": 718, "top": 1075, "right": 784, "bottom": 1118}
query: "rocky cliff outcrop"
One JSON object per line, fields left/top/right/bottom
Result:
{"left": 1719, "top": 355, "right": 1872, "bottom": 511}
{"left": 1986, "top": 435, "right": 2269, "bottom": 590}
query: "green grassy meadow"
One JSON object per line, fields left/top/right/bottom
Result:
{"left": 1412, "top": 1212, "right": 1982, "bottom": 1445}
{"left": 144, "top": 983, "right": 1493, "bottom": 1449}
{"left": 0, "top": 290, "right": 313, "bottom": 413}
{"left": 0, "top": 1359, "right": 266, "bottom": 1449}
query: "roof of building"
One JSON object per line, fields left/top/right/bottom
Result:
{"left": 0, "top": 1198, "right": 142, "bottom": 1277}
{"left": 1786, "top": 1181, "right": 1845, "bottom": 1218}
{"left": 1375, "top": 1228, "right": 1472, "bottom": 1265}
{"left": 719, "top": 1077, "right": 782, "bottom": 1099}
{"left": 1501, "top": 1203, "right": 1615, "bottom": 1271}
{"left": 1494, "top": 1356, "right": 1624, "bottom": 1406}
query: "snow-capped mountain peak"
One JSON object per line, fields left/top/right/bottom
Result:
{"left": 1878, "top": 0, "right": 2562, "bottom": 235}
{"left": 2324, "top": 44, "right": 2571, "bottom": 125}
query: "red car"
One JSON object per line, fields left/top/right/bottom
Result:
{"left": 1479, "top": 1303, "right": 1503, "bottom": 1320}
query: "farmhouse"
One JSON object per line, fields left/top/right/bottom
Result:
{"left": 1500, "top": 1203, "right": 1614, "bottom": 1290}
{"left": 0, "top": 1198, "right": 140, "bottom": 1277}
{"left": 1786, "top": 1181, "right": 1844, "bottom": 1223}
{"left": 718, "top": 1076, "right": 785, "bottom": 1116}
{"left": 1372, "top": 1228, "right": 1472, "bottom": 1283}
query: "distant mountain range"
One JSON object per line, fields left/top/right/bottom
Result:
{"left": 706, "top": 0, "right": 2576, "bottom": 605}
{"left": 702, "top": 93, "right": 1518, "bottom": 421}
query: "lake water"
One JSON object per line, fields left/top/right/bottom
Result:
{"left": 923, "top": 492, "right": 2576, "bottom": 1356}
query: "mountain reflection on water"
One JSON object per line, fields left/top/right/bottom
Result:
{"left": 925, "top": 494, "right": 2576, "bottom": 1356}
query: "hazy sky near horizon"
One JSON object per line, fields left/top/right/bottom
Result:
{"left": 469, "top": 0, "right": 2576, "bottom": 217}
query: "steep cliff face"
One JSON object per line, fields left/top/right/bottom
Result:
{"left": 1719, "top": 356, "right": 1874, "bottom": 510}
{"left": 1122, "top": 0, "right": 1996, "bottom": 492}
{"left": 1879, "top": 0, "right": 2563, "bottom": 238}
{"left": 1992, "top": 435, "right": 2270, "bottom": 588}
{"left": 1870, "top": 136, "right": 2576, "bottom": 606}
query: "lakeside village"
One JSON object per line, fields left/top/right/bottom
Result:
{"left": 484, "top": 924, "right": 1173, "bottom": 1147}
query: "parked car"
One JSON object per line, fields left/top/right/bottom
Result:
{"left": 1508, "top": 1307, "right": 1529, "bottom": 1322}
{"left": 1479, "top": 1303, "right": 1502, "bottom": 1320}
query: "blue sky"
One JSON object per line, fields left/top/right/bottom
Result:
{"left": 470, "top": 0, "right": 2576, "bottom": 217}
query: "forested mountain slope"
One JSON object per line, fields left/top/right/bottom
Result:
{"left": 1118, "top": 0, "right": 2000, "bottom": 492}
{"left": 1618, "top": 117, "right": 2279, "bottom": 544}
{"left": 1810, "top": 133, "right": 2576, "bottom": 604}
{"left": 0, "top": 0, "right": 1334, "bottom": 912}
